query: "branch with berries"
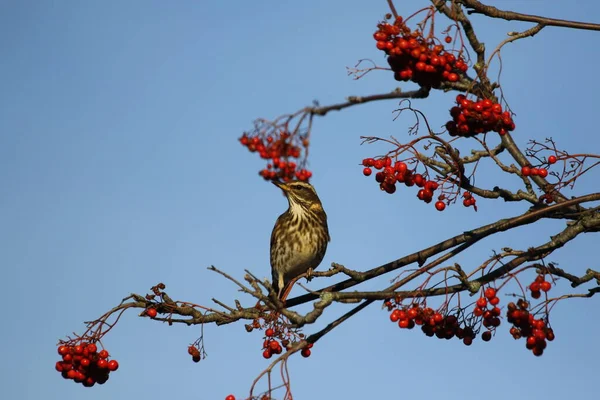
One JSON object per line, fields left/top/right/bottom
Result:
{"left": 56, "top": 1, "right": 600, "bottom": 399}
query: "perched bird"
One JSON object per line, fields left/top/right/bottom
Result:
{"left": 270, "top": 180, "right": 330, "bottom": 301}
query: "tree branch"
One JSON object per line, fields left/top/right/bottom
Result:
{"left": 460, "top": 0, "right": 600, "bottom": 31}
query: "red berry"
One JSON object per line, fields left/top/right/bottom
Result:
{"left": 225, "top": 395, "right": 236, "bottom": 400}
{"left": 262, "top": 349, "right": 272, "bottom": 359}
{"left": 489, "top": 296, "right": 500, "bottom": 306}
{"left": 476, "top": 297, "right": 487, "bottom": 308}
{"left": 269, "top": 341, "right": 280, "bottom": 352}
{"left": 301, "top": 348, "right": 311, "bottom": 358}
{"left": 146, "top": 308, "right": 158, "bottom": 318}
{"left": 97, "top": 359, "right": 108, "bottom": 369}
{"left": 80, "top": 358, "right": 90, "bottom": 367}
{"left": 407, "top": 307, "right": 418, "bottom": 320}
{"left": 484, "top": 287, "right": 497, "bottom": 300}
{"left": 434, "top": 201, "right": 446, "bottom": 211}
{"left": 521, "top": 166, "right": 531, "bottom": 176}
{"left": 86, "top": 343, "right": 97, "bottom": 354}
{"left": 481, "top": 331, "right": 492, "bottom": 342}
{"left": 540, "top": 281, "right": 551, "bottom": 292}
{"left": 363, "top": 167, "right": 372, "bottom": 176}
{"left": 548, "top": 155, "right": 557, "bottom": 164}
{"left": 98, "top": 349, "right": 109, "bottom": 359}
{"left": 58, "top": 345, "right": 69, "bottom": 356}
{"left": 107, "top": 360, "right": 119, "bottom": 371}
{"left": 55, "top": 361, "right": 64, "bottom": 372}
{"left": 447, "top": 73, "right": 459, "bottom": 82}
{"left": 444, "top": 36, "right": 452, "bottom": 43}
{"left": 265, "top": 328, "right": 275, "bottom": 337}
{"left": 538, "top": 168, "right": 548, "bottom": 178}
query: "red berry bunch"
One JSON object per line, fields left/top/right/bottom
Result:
{"left": 261, "top": 327, "right": 314, "bottom": 359}
{"left": 262, "top": 337, "right": 284, "bottom": 359}
{"left": 521, "top": 165, "right": 549, "bottom": 178}
{"left": 362, "top": 157, "right": 441, "bottom": 206}
{"left": 239, "top": 131, "right": 312, "bottom": 182}
{"left": 507, "top": 299, "right": 554, "bottom": 356}
{"left": 528, "top": 274, "right": 552, "bottom": 299}
{"left": 373, "top": 17, "right": 468, "bottom": 87}
{"left": 462, "top": 191, "right": 477, "bottom": 209}
{"left": 473, "top": 287, "right": 501, "bottom": 340}
{"left": 188, "top": 345, "right": 202, "bottom": 363}
{"left": 388, "top": 304, "right": 477, "bottom": 345}
{"left": 446, "top": 94, "right": 516, "bottom": 137}
{"left": 55, "top": 342, "right": 119, "bottom": 387}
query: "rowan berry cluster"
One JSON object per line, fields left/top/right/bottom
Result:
{"left": 473, "top": 287, "right": 501, "bottom": 340}
{"left": 507, "top": 299, "right": 554, "bottom": 356}
{"left": 362, "top": 157, "right": 444, "bottom": 207}
{"left": 462, "top": 191, "right": 477, "bottom": 209}
{"left": 388, "top": 304, "right": 477, "bottom": 346}
{"left": 446, "top": 95, "right": 516, "bottom": 137}
{"left": 521, "top": 165, "right": 548, "bottom": 178}
{"left": 261, "top": 327, "right": 313, "bottom": 359}
{"left": 188, "top": 345, "right": 202, "bottom": 363}
{"left": 529, "top": 274, "right": 552, "bottom": 299}
{"left": 239, "top": 132, "right": 312, "bottom": 182}
{"left": 374, "top": 16, "right": 468, "bottom": 87}
{"left": 55, "top": 342, "right": 119, "bottom": 387}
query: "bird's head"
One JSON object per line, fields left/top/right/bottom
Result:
{"left": 273, "top": 180, "right": 323, "bottom": 210}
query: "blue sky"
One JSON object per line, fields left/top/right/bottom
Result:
{"left": 1, "top": 1, "right": 599, "bottom": 399}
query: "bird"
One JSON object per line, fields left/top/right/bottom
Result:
{"left": 270, "top": 180, "right": 330, "bottom": 301}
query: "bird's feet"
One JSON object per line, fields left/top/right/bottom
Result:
{"left": 305, "top": 267, "right": 314, "bottom": 282}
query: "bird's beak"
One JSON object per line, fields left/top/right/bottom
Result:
{"left": 272, "top": 180, "right": 289, "bottom": 192}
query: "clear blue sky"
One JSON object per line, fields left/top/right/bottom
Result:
{"left": 2, "top": 1, "right": 599, "bottom": 399}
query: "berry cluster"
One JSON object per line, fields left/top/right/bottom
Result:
{"left": 374, "top": 16, "right": 468, "bottom": 87}
{"left": 55, "top": 342, "right": 118, "bottom": 387}
{"left": 362, "top": 157, "right": 442, "bottom": 206}
{"left": 462, "top": 191, "right": 477, "bottom": 209}
{"left": 521, "top": 165, "right": 548, "bottom": 178}
{"left": 528, "top": 274, "right": 552, "bottom": 299}
{"left": 388, "top": 304, "right": 477, "bottom": 346}
{"left": 188, "top": 345, "right": 202, "bottom": 363}
{"left": 473, "top": 287, "right": 501, "bottom": 340}
{"left": 507, "top": 299, "right": 554, "bottom": 356}
{"left": 446, "top": 95, "right": 516, "bottom": 137}
{"left": 261, "top": 327, "right": 312, "bottom": 359}
{"left": 239, "top": 132, "right": 312, "bottom": 182}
